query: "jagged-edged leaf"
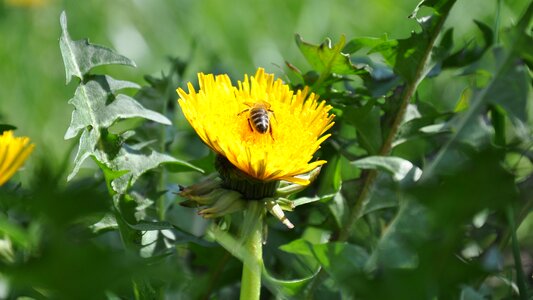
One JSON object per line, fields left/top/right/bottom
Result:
{"left": 90, "top": 213, "right": 118, "bottom": 233}
{"left": 64, "top": 75, "right": 170, "bottom": 140}
{"left": 296, "top": 34, "right": 361, "bottom": 76}
{"left": 97, "top": 142, "right": 202, "bottom": 194}
{"left": 441, "top": 20, "right": 493, "bottom": 69}
{"left": 352, "top": 156, "right": 422, "bottom": 182}
{"left": 394, "top": 0, "right": 458, "bottom": 83}
{"left": 64, "top": 75, "right": 173, "bottom": 180}
{"left": 423, "top": 4, "right": 533, "bottom": 179}
{"left": 343, "top": 36, "right": 386, "bottom": 54}
{"left": 67, "top": 129, "right": 99, "bottom": 181}
{"left": 59, "top": 11, "right": 136, "bottom": 83}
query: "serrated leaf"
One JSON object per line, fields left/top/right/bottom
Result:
{"left": 296, "top": 34, "right": 360, "bottom": 76}
{"left": 64, "top": 75, "right": 169, "bottom": 140}
{"left": 64, "top": 75, "right": 173, "bottom": 180}
{"left": 352, "top": 156, "right": 422, "bottom": 182}
{"left": 441, "top": 20, "right": 493, "bottom": 69}
{"left": 97, "top": 142, "right": 202, "bottom": 194}
{"left": 90, "top": 213, "right": 118, "bottom": 233}
{"left": 343, "top": 36, "right": 388, "bottom": 54}
{"left": 394, "top": 0, "right": 457, "bottom": 83}
{"left": 423, "top": 4, "right": 533, "bottom": 179}
{"left": 67, "top": 129, "right": 99, "bottom": 181}
{"left": 59, "top": 11, "right": 136, "bottom": 83}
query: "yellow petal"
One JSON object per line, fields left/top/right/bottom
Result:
{"left": 177, "top": 68, "right": 334, "bottom": 186}
{"left": 0, "top": 131, "right": 35, "bottom": 186}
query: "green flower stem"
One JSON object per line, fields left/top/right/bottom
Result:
{"left": 240, "top": 201, "right": 263, "bottom": 300}
{"left": 209, "top": 201, "right": 264, "bottom": 300}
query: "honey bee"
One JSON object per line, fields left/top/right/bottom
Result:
{"left": 238, "top": 100, "right": 275, "bottom": 138}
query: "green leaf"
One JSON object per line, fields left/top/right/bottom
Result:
{"left": 279, "top": 238, "right": 315, "bottom": 256}
{"left": 352, "top": 156, "right": 422, "bottom": 182}
{"left": 0, "top": 214, "right": 31, "bottom": 249}
{"left": 441, "top": 20, "right": 493, "bottom": 69}
{"left": 394, "top": 0, "right": 458, "bottom": 83}
{"left": 312, "top": 242, "right": 368, "bottom": 275}
{"left": 365, "top": 199, "right": 429, "bottom": 271}
{"left": 362, "top": 173, "right": 399, "bottom": 215}
{"left": 344, "top": 101, "right": 383, "bottom": 155}
{"left": 62, "top": 76, "right": 171, "bottom": 181}
{"left": 64, "top": 75, "right": 170, "bottom": 140}
{"left": 90, "top": 213, "right": 118, "bottom": 233}
{"left": 263, "top": 269, "right": 319, "bottom": 298}
{"left": 316, "top": 151, "right": 342, "bottom": 197}
{"left": 59, "top": 11, "right": 135, "bottom": 83}
{"left": 423, "top": 4, "right": 533, "bottom": 179}
{"left": 343, "top": 36, "right": 386, "bottom": 54}
{"left": 295, "top": 34, "right": 361, "bottom": 76}
{"left": 97, "top": 142, "right": 202, "bottom": 194}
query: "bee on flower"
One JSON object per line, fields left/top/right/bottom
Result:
{"left": 176, "top": 68, "right": 334, "bottom": 227}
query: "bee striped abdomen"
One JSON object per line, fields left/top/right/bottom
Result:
{"left": 250, "top": 107, "right": 270, "bottom": 133}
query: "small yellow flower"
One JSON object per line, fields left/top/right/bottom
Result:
{"left": 177, "top": 68, "right": 334, "bottom": 186}
{"left": 0, "top": 131, "right": 34, "bottom": 186}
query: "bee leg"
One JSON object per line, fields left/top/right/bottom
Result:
{"left": 269, "top": 125, "right": 275, "bottom": 140}
{"left": 247, "top": 118, "right": 255, "bottom": 132}
{"left": 237, "top": 109, "right": 249, "bottom": 116}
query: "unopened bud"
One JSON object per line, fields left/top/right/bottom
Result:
{"left": 199, "top": 190, "right": 245, "bottom": 218}
{"left": 265, "top": 199, "right": 294, "bottom": 229}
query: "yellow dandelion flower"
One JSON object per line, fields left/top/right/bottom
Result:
{"left": 0, "top": 130, "right": 35, "bottom": 186}
{"left": 177, "top": 68, "right": 334, "bottom": 187}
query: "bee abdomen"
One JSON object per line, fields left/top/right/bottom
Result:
{"left": 250, "top": 108, "right": 269, "bottom": 133}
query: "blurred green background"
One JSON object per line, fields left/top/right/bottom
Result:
{"left": 0, "top": 0, "right": 529, "bottom": 184}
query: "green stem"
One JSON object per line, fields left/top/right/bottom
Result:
{"left": 506, "top": 205, "right": 528, "bottom": 300}
{"left": 240, "top": 201, "right": 264, "bottom": 300}
{"left": 156, "top": 72, "right": 175, "bottom": 221}
{"left": 336, "top": 1, "right": 455, "bottom": 242}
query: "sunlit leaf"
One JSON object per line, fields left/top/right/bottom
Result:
{"left": 352, "top": 156, "right": 422, "bottom": 182}
{"left": 59, "top": 11, "right": 135, "bottom": 83}
{"left": 96, "top": 141, "right": 202, "bottom": 194}
{"left": 295, "top": 34, "right": 361, "bottom": 76}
